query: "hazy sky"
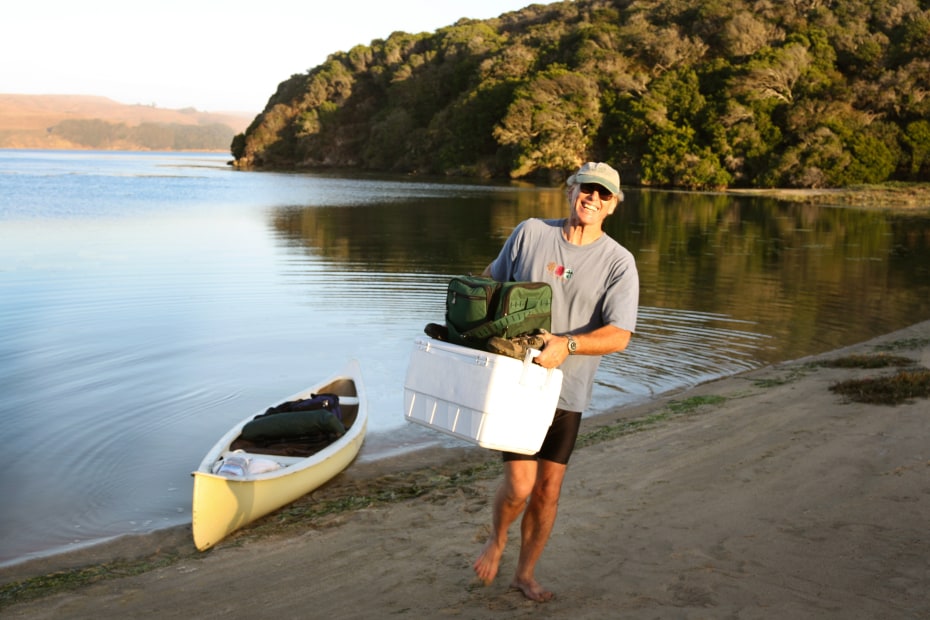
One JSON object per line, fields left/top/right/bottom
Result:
{"left": 4, "top": 0, "right": 535, "bottom": 113}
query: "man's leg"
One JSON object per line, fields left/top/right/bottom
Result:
{"left": 473, "top": 459, "right": 538, "bottom": 584}
{"left": 510, "top": 458, "right": 567, "bottom": 602}
{"left": 474, "top": 410, "right": 580, "bottom": 598}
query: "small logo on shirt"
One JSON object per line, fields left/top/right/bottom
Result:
{"left": 547, "top": 262, "right": 574, "bottom": 280}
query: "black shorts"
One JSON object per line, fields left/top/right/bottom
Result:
{"left": 502, "top": 409, "right": 582, "bottom": 465}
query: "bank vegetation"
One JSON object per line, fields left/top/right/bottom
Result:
{"left": 232, "top": 0, "right": 930, "bottom": 190}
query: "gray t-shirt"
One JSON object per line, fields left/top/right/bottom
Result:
{"left": 488, "top": 217, "right": 639, "bottom": 411}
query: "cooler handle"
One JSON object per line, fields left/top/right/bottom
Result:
{"left": 519, "top": 348, "right": 554, "bottom": 386}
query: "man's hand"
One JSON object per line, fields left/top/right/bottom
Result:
{"left": 534, "top": 325, "right": 632, "bottom": 368}
{"left": 536, "top": 331, "right": 570, "bottom": 369}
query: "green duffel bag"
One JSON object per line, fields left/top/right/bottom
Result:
{"left": 239, "top": 408, "right": 345, "bottom": 442}
{"left": 445, "top": 276, "right": 551, "bottom": 347}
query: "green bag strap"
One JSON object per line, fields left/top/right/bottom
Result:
{"left": 461, "top": 307, "right": 545, "bottom": 340}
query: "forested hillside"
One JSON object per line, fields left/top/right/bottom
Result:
{"left": 232, "top": 0, "right": 930, "bottom": 189}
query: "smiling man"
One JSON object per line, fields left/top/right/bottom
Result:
{"left": 473, "top": 162, "right": 640, "bottom": 601}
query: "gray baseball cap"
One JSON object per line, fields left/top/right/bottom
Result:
{"left": 568, "top": 162, "right": 622, "bottom": 198}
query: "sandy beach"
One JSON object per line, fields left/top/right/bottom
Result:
{"left": 2, "top": 321, "right": 928, "bottom": 619}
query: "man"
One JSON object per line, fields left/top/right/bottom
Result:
{"left": 472, "top": 162, "right": 639, "bottom": 601}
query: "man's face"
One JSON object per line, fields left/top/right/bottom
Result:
{"left": 569, "top": 183, "right": 617, "bottom": 226}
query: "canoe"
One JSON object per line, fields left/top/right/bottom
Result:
{"left": 191, "top": 359, "right": 367, "bottom": 551}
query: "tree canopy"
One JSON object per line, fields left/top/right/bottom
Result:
{"left": 232, "top": 0, "right": 930, "bottom": 189}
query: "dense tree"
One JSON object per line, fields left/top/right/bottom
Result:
{"left": 232, "top": 0, "right": 930, "bottom": 189}
{"left": 903, "top": 120, "right": 930, "bottom": 178}
{"left": 494, "top": 68, "right": 602, "bottom": 177}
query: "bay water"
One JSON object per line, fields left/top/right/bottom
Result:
{"left": 1, "top": 150, "right": 928, "bottom": 566}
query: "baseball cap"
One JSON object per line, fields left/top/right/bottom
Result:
{"left": 568, "top": 162, "right": 622, "bottom": 199}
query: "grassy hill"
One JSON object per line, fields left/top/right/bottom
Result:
{"left": 0, "top": 95, "right": 254, "bottom": 151}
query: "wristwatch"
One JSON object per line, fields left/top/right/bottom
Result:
{"left": 565, "top": 334, "right": 578, "bottom": 355}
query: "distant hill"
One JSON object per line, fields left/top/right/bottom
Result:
{"left": 0, "top": 95, "right": 255, "bottom": 151}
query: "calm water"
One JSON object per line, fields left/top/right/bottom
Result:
{"left": 1, "top": 150, "right": 929, "bottom": 566}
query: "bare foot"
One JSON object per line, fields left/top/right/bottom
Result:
{"left": 511, "top": 577, "right": 554, "bottom": 602}
{"left": 473, "top": 539, "right": 505, "bottom": 585}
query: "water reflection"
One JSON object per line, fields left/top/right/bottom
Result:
{"left": 613, "top": 194, "right": 930, "bottom": 360}
{"left": 268, "top": 189, "right": 930, "bottom": 373}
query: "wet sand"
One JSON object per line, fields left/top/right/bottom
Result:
{"left": 3, "top": 321, "right": 929, "bottom": 618}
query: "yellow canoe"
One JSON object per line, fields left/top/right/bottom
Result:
{"left": 191, "top": 360, "right": 367, "bottom": 551}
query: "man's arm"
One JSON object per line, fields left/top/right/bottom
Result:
{"left": 536, "top": 325, "right": 631, "bottom": 369}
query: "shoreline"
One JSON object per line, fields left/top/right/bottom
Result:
{"left": 726, "top": 185, "right": 930, "bottom": 211}
{"left": 2, "top": 320, "right": 928, "bottom": 616}
{"left": 4, "top": 148, "right": 930, "bottom": 211}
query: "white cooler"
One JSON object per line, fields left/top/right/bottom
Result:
{"left": 403, "top": 337, "right": 563, "bottom": 455}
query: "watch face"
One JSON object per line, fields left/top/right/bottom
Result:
{"left": 568, "top": 337, "right": 577, "bottom": 353}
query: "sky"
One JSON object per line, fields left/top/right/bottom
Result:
{"left": 4, "top": 0, "right": 537, "bottom": 114}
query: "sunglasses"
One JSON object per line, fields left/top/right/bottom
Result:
{"left": 579, "top": 183, "right": 614, "bottom": 200}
